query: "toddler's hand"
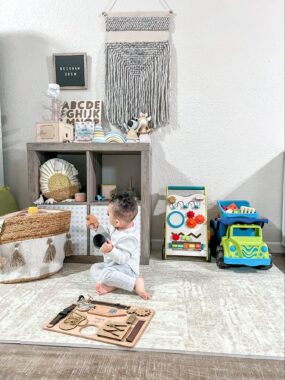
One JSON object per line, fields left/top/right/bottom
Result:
{"left": 100, "top": 240, "right": 113, "bottom": 254}
{"left": 86, "top": 215, "right": 99, "bottom": 230}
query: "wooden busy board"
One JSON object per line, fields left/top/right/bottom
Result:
{"left": 164, "top": 186, "right": 209, "bottom": 260}
{"left": 44, "top": 304, "right": 154, "bottom": 348}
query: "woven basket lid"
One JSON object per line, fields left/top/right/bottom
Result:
{"left": 40, "top": 158, "right": 81, "bottom": 200}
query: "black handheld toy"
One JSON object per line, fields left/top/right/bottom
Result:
{"left": 93, "top": 233, "right": 111, "bottom": 248}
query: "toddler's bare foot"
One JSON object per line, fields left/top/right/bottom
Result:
{"left": 135, "top": 277, "right": 150, "bottom": 300}
{"left": 96, "top": 283, "right": 116, "bottom": 295}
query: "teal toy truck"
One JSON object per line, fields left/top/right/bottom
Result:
{"left": 216, "top": 224, "right": 272, "bottom": 269}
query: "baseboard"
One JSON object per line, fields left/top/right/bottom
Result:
{"left": 267, "top": 242, "right": 285, "bottom": 254}
{"left": 151, "top": 239, "right": 285, "bottom": 254}
{"left": 64, "top": 255, "right": 103, "bottom": 264}
{"left": 151, "top": 239, "right": 163, "bottom": 250}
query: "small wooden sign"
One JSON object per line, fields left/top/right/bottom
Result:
{"left": 53, "top": 53, "right": 87, "bottom": 90}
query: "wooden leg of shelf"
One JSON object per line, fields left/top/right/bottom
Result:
{"left": 140, "top": 150, "right": 151, "bottom": 265}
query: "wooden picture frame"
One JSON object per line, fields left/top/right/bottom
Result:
{"left": 53, "top": 53, "right": 87, "bottom": 90}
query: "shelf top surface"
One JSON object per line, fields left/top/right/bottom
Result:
{"left": 39, "top": 200, "right": 142, "bottom": 206}
{"left": 27, "top": 142, "right": 151, "bottom": 152}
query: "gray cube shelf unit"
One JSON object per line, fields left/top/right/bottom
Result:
{"left": 27, "top": 143, "right": 151, "bottom": 264}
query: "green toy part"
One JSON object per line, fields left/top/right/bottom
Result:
{"left": 218, "top": 224, "right": 272, "bottom": 269}
{"left": 0, "top": 187, "right": 19, "bottom": 216}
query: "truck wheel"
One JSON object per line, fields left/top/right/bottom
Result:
{"left": 209, "top": 235, "right": 219, "bottom": 258}
{"left": 216, "top": 246, "right": 229, "bottom": 269}
{"left": 206, "top": 240, "right": 212, "bottom": 262}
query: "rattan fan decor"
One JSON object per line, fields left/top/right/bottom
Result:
{"left": 40, "top": 158, "right": 81, "bottom": 201}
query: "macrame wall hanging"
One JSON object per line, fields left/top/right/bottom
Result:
{"left": 103, "top": 0, "right": 173, "bottom": 129}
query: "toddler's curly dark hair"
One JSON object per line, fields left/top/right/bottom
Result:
{"left": 110, "top": 193, "right": 138, "bottom": 222}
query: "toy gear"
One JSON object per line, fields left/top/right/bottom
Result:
{"left": 127, "top": 307, "right": 151, "bottom": 317}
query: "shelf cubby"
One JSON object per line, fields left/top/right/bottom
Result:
{"left": 27, "top": 143, "right": 151, "bottom": 264}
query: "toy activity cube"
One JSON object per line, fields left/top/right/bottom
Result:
{"left": 163, "top": 186, "right": 210, "bottom": 261}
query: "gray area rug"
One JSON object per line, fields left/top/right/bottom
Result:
{"left": 0, "top": 260, "right": 284, "bottom": 359}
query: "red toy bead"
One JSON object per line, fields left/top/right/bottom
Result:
{"left": 171, "top": 233, "right": 180, "bottom": 241}
{"left": 195, "top": 214, "right": 205, "bottom": 224}
{"left": 186, "top": 211, "right": 195, "bottom": 218}
{"left": 186, "top": 218, "right": 197, "bottom": 228}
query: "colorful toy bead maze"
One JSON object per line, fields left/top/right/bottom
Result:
{"left": 163, "top": 186, "right": 210, "bottom": 261}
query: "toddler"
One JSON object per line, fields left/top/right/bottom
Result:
{"left": 87, "top": 193, "right": 150, "bottom": 300}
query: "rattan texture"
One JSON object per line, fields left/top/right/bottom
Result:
{"left": 0, "top": 211, "right": 71, "bottom": 244}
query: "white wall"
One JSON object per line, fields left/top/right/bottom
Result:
{"left": 0, "top": 106, "right": 4, "bottom": 185}
{"left": 0, "top": 0, "right": 283, "bottom": 248}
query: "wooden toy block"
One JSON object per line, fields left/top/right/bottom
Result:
{"left": 227, "top": 203, "right": 238, "bottom": 211}
{"left": 97, "top": 321, "right": 130, "bottom": 341}
{"left": 36, "top": 122, "right": 74, "bottom": 143}
{"left": 100, "top": 185, "right": 117, "bottom": 200}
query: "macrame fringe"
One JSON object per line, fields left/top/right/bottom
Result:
{"left": 0, "top": 256, "right": 7, "bottom": 270}
{"left": 105, "top": 41, "right": 170, "bottom": 128}
{"left": 64, "top": 233, "right": 73, "bottom": 257}
{"left": 10, "top": 243, "right": 26, "bottom": 268}
{"left": 43, "top": 238, "right": 56, "bottom": 263}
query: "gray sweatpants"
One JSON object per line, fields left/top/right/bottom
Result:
{"left": 90, "top": 262, "right": 137, "bottom": 292}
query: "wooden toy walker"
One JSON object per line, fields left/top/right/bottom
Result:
{"left": 162, "top": 186, "right": 210, "bottom": 261}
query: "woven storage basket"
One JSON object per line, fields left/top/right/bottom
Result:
{"left": 0, "top": 233, "right": 67, "bottom": 283}
{"left": 0, "top": 209, "right": 72, "bottom": 283}
{"left": 0, "top": 209, "right": 71, "bottom": 245}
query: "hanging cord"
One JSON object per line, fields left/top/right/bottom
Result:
{"left": 159, "top": 0, "right": 173, "bottom": 13}
{"left": 103, "top": 0, "right": 118, "bottom": 15}
{"left": 102, "top": 0, "right": 173, "bottom": 16}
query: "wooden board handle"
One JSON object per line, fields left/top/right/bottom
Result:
{"left": 126, "top": 320, "right": 145, "bottom": 343}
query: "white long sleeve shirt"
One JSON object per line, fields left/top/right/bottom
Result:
{"left": 96, "top": 221, "right": 140, "bottom": 275}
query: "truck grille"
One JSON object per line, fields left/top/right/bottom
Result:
{"left": 241, "top": 245, "right": 258, "bottom": 258}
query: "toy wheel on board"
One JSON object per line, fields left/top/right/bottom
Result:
{"left": 257, "top": 253, "right": 273, "bottom": 270}
{"left": 216, "top": 246, "right": 229, "bottom": 269}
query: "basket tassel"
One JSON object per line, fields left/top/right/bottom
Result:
{"left": 10, "top": 243, "right": 26, "bottom": 268}
{"left": 43, "top": 238, "right": 56, "bottom": 263}
{"left": 64, "top": 233, "right": 73, "bottom": 257}
{"left": 0, "top": 256, "right": 7, "bottom": 270}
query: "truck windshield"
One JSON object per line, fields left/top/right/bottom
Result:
{"left": 232, "top": 228, "right": 259, "bottom": 237}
